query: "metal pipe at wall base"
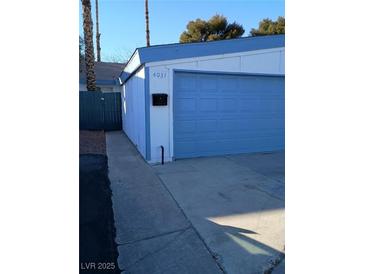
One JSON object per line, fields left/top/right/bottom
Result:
{"left": 160, "top": 145, "right": 164, "bottom": 165}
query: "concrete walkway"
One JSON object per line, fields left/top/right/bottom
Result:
{"left": 106, "top": 132, "right": 223, "bottom": 274}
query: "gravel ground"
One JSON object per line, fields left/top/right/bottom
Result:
{"left": 80, "top": 130, "right": 106, "bottom": 155}
{"left": 79, "top": 131, "right": 120, "bottom": 273}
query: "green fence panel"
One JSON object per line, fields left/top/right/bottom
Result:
{"left": 103, "top": 92, "right": 122, "bottom": 130}
{"left": 79, "top": 91, "right": 122, "bottom": 130}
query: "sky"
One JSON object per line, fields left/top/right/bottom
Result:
{"left": 79, "top": 0, "right": 285, "bottom": 62}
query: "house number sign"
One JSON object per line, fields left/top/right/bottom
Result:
{"left": 152, "top": 72, "right": 167, "bottom": 79}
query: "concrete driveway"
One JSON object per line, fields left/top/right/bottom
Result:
{"left": 106, "top": 132, "right": 223, "bottom": 274}
{"left": 153, "top": 152, "right": 285, "bottom": 274}
{"left": 107, "top": 132, "right": 284, "bottom": 274}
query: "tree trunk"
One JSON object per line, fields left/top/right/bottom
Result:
{"left": 95, "top": 0, "right": 101, "bottom": 62}
{"left": 81, "top": 0, "right": 97, "bottom": 91}
{"left": 145, "top": 0, "right": 150, "bottom": 47}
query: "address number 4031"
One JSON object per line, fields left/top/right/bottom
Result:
{"left": 152, "top": 72, "right": 167, "bottom": 79}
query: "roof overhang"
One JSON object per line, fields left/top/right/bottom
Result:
{"left": 119, "top": 34, "right": 285, "bottom": 85}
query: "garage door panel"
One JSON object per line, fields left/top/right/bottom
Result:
{"left": 219, "top": 139, "right": 246, "bottom": 152}
{"left": 219, "top": 99, "right": 239, "bottom": 112}
{"left": 218, "top": 137, "right": 283, "bottom": 153}
{"left": 175, "top": 131, "right": 218, "bottom": 141}
{"left": 174, "top": 72, "right": 284, "bottom": 159}
{"left": 218, "top": 119, "right": 240, "bottom": 131}
{"left": 198, "top": 76, "right": 218, "bottom": 92}
{"left": 174, "top": 134, "right": 196, "bottom": 142}
{"left": 175, "top": 92, "right": 197, "bottom": 99}
{"left": 196, "top": 119, "right": 218, "bottom": 132}
{"left": 216, "top": 129, "right": 284, "bottom": 139}
{"left": 264, "top": 78, "right": 284, "bottom": 91}
{"left": 175, "top": 73, "right": 198, "bottom": 92}
{"left": 237, "top": 113, "right": 282, "bottom": 120}
{"left": 175, "top": 98, "right": 197, "bottom": 112}
{"left": 174, "top": 120, "right": 196, "bottom": 134}
{"left": 219, "top": 77, "right": 239, "bottom": 92}
{"left": 193, "top": 134, "right": 218, "bottom": 141}
{"left": 196, "top": 140, "right": 219, "bottom": 152}
{"left": 199, "top": 98, "right": 218, "bottom": 112}
{"left": 236, "top": 118, "right": 284, "bottom": 130}
{"left": 239, "top": 78, "right": 262, "bottom": 91}
{"left": 239, "top": 99, "right": 262, "bottom": 112}
{"left": 175, "top": 141, "right": 196, "bottom": 156}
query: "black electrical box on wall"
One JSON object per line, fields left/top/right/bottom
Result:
{"left": 152, "top": 93, "right": 168, "bottom": 106}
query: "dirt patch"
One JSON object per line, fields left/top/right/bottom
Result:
{"left": 80, "top": 130, "right": 106, "bottom": 155}
{"left": 79, "top": 154, "right": 120, "bottom": 273}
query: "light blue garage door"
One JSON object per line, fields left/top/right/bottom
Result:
{"left": 173, "top": 71, "right": 284, "bottom": 159}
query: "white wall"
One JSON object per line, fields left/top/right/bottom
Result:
{"left": 101, "top": 85, "right": 121, "bottom": 93}
{"left": 123, "top": 51, "right": 141, "bottom": 74}
{"left": 79, "top": 83, "right": 121, "bottom": 93}
{"left": 147, "top": 47, "right": 284, "bottom": 163}
{"left": 79, "top": 83, "right": 87, "bottom": 91}
{"left": 122, "top": 67, "right": 146, "bottom": 158}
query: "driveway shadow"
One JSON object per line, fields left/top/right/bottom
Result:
{"left": 154, "top": 151, "right": 285, "bottom": 274}
{"left": 107, "top": 132, "right": 285, "bottom": 274}
{"left": 198, "top": 221, "right": 284, "bottom": 274}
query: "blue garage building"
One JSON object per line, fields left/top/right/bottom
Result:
{"left": 120, "top": 35, "right": 285, "bottom": 164}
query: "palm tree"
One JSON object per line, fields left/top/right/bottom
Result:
{"left": 95, "top": 0, "right": 101, "bottom": 62}
{"left": 145, "top": 0, "right": 150, "bottom": 47}
{"left": 79, "top": 36, "right": 84, "bottom": 73}
{"left": 81, "top": 0, "right": 97, "bottom": 91}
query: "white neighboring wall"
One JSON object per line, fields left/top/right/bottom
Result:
{"left": 101, "top": 85, "right": 121, "bottom": 93}
{"left": 122, "top": 67, "right": 146, "bottom": 158}
{"left": 79, "top": 83, "right": 87, "bottom": 91}
{"left": 146, "top": 47, "right": 285, "bottom": 163}
{"left": 79, "top": 83, "right": 121, "bottom": 93}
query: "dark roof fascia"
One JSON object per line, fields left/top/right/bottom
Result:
{"left": 138, "top": 34, "right": 284, "bottom": 64}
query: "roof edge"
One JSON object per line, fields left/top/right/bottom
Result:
{"left": 120, "top": 35, "right": 285, "bottom": 83}
{"left": 137, "top": 34, "right": 284, "bottom": 51}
